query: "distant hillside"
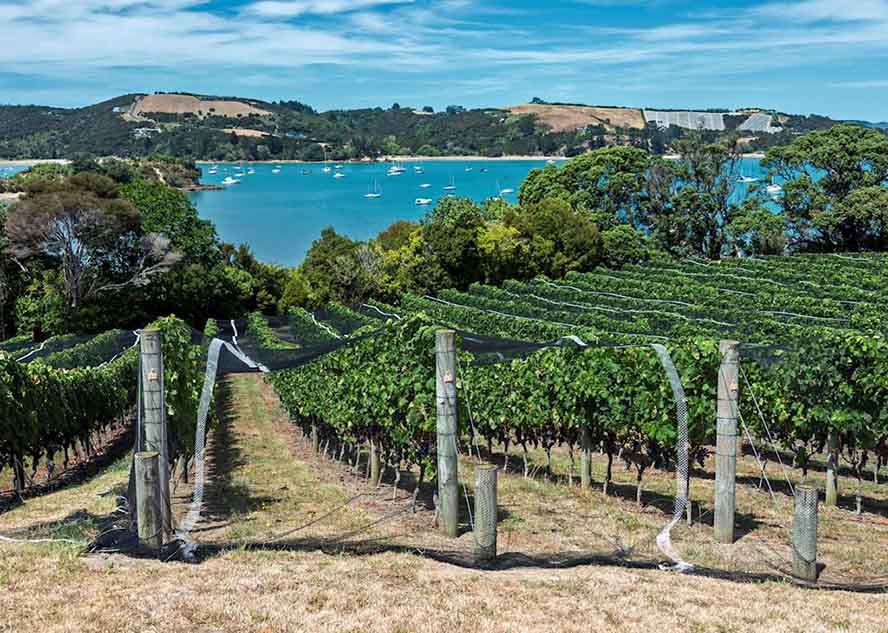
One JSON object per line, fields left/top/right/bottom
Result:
{"left": 0, "top": 92, "right": 871, "bottom": 161}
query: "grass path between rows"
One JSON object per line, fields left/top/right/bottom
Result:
{"left": 0, "top": 374, "right": 887, "bottom": 632}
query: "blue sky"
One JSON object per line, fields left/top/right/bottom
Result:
{"left": 1, "top": 0, "right": 887, "bottom": 120}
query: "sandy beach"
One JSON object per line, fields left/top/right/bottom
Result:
{"left": 0, "top": 159, "right": 69, "bottom": 166}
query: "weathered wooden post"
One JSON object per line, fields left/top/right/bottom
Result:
{"left": 580, "top": 427, "right": 593, "bottom": 489}
{"left": 474, "top": 465, "right": 498, "bottom": 562}
{"left": 140, "top": 329, "right": 171, "bottom": 541}
{"left": 793, "top": 485, "right": 819, "bottom": 582}
{"left": 135, "top": 451, "right": 163, "bottom": 552}
{"left": 311, "top": 420, "right": 320, "bottom": 453}
{"left": 825, "top": 431, "right": 838, "bottom": 507}
{"left": 436, "top": 330, "right": 459, "bottom": 538}
{"left": 369, "top": 439, "right": 381, "bottom": 487}
{"left": 715, "top": 340, "right": 740, "bottom": 544}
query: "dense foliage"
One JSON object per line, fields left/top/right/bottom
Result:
{"left": 0, "top": 316, "right": 206, "bottom": 486}
{"left": 268, "top": 253, "right": 888, "bottom": 506}
{"left": 0, "top": 92, "right": 858, "bottom": 162}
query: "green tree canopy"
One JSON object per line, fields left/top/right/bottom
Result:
{"left": 764, "top": 124, "right": 888, "bottom": 251}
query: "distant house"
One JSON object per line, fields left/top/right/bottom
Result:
{"left": 133, "top": 127, "right": 161, "bottom": 138}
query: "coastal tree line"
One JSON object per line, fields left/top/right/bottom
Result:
{"left": 0, "top": 123, "right": 886, "bottom": 340}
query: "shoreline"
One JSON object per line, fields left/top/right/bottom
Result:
{"left": 0, "top": 159, "right": 70, "bottom": 166}
{"left": 193, "top": 155, "right": 567, "bottom": 164}
{"left": 1, "top": 152, "right": 768, "bottom": 168}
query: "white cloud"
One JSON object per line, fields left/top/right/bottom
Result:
{"left": 754, "top": 0, "right": 888, "bottom": 22}
{"left": 1, "top": 0, "right": 887, "bottom": 118}
{"left": 244, "top": 0, "right": 414, "bottom": 18}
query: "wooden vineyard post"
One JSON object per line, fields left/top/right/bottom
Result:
{"left": 474, "top": 465, "right": 498, "bottom": 562}
{"left": 436, "top": 330, "right": 459, "bottom": 538}
{"left": 135, "top": 451, "right": 163, "bottom": 552}
{"left": 580, "top": 427, "right": 593, "bottom": 489}
{"left": 140, "top": 329, "right": 171, "bottom": 542}
{"left": 793, "top": 485, "right": 819, "bottom": 582}
{"left": 715, "top": 340, "right": 740, "bottom": 544}
{"left": 311, "top": 421, "right": 320, "bottom": 453}
{"left": 369, "top": 439, "right": 381, "bottom": 487}
{"left": 825, "top": 430, "right": 838, "bottom": 507}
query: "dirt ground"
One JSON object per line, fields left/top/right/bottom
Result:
{"left": 2, "top": 374, "right": 887, "bottom": 633}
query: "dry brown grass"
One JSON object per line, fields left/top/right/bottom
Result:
{"left": 219, "top": 128, "right": 271, "bottom": 138}
{"left": 133, "top": 94, "right": 271, "bottom": 119}
{"left": 2, "top": 374, "right": 888, "bottom": 633}
{"left": 509, "top": 103, "right": 646, "bottom": 132}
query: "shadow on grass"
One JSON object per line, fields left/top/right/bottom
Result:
{"left": 197, "top": 378, "right": 279, "bottom": 527}
{"left": 0, "top": 423, "right": 134, "bottom": 516}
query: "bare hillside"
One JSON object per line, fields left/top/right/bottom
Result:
{"left": 509, "top": 103, "right": 646, "bottom": 132}
{"left": 132, "top": 94, "right": 272, "bottom": 119}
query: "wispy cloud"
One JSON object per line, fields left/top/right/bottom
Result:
{"left": 244, "top": 0, "right": 414, "bottom": 18}
{"left": 0, "top": 0, "right": 887, "bottom": 118}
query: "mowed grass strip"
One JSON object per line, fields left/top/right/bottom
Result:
{"left": 1, "top": 374, "right": 888, "bottom": 632}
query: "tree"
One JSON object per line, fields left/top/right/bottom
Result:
{"left": 601, "top": 224, "right": 648, "bottom": 268}
{"left": 764, "top": 124, "right": 888, "bottom": 251}
{"left": 644, "top": 132, "right": 743, "bottom": 259}
{"left": 510, "top": 197, "right": 602, "bottom": 278}
{"left": 728, "top": 200, "right": 787, "bottom": 256}
{"left": 4, "top": 175, "right": 180, "bottom": 308}
{"left": 120, "top": 178, "right": 219, "bottom": 264}
{"left": 421, "top": 198, "right": 488, "bottom": 289}
{"left": 70, "top": 153, "right": 99, "bottom": 174}
{"left": 300, "top": 227, "right": 360, "bottom": 305}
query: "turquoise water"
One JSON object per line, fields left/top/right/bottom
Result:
{"left": 2, "top": 157, "right": 773, "bottom": 267}
{"left": 191, "top": 160, "right": 563, "bottom": 266}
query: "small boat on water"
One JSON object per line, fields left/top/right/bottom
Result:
{"left": 335, "top": 164, "right": 343, "bottom": 170}
{"left": 499, "top": 183, "right": 515, "bottom": 195}
{"left": 387, "top": 161, "right": 407, "bottom": 176}
{"left": 364, "top": 179, "right": 382, "bottom": 199}
{"left": 443, "top": 176, "right": 456, "bottom": 191}
{"left": 465, "top": 166, "right": 473, "bottom": 172}
{"left": 480, "top": 167, "right": 488, "bottom": 173}
{"left": 416, "top": 198, "right": 433, "bottom": 206}
{"left": 419, "top": 183, "right": 431, "bottom": 189}
{"left": 334, "top": 172, "right": 346, "bottom": 179}
{"left": 221, "top": 176, "right": 240, "bottom": 186}
{"left": 271, "top": 167, "right": 281, "bottom": 174}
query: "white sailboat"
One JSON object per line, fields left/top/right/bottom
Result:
{"left": 322, "top": 147, "right": 332, "bottom": 173}
{"left": 415, "top": 198, "right": 433, "bottom": 206}
{"left": 221, "top": 176, "right": 240, "bottom": 186}
{"left": 334, "top": 171, "right": 346, "bottom": 179}
{"left": 443, "top": 176, "right": 456, "bottom": 191}
{"left": 738, "top": 164, "right": 758, "bottom": 183}
{"left": 364, "top": 179, "right": 382, "bottom": 199}
{"left": 419, "top": 183, "right": 431, "bottom": 189}
{"left": 499, "top": 181, "right": 515, "bottom": 195}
